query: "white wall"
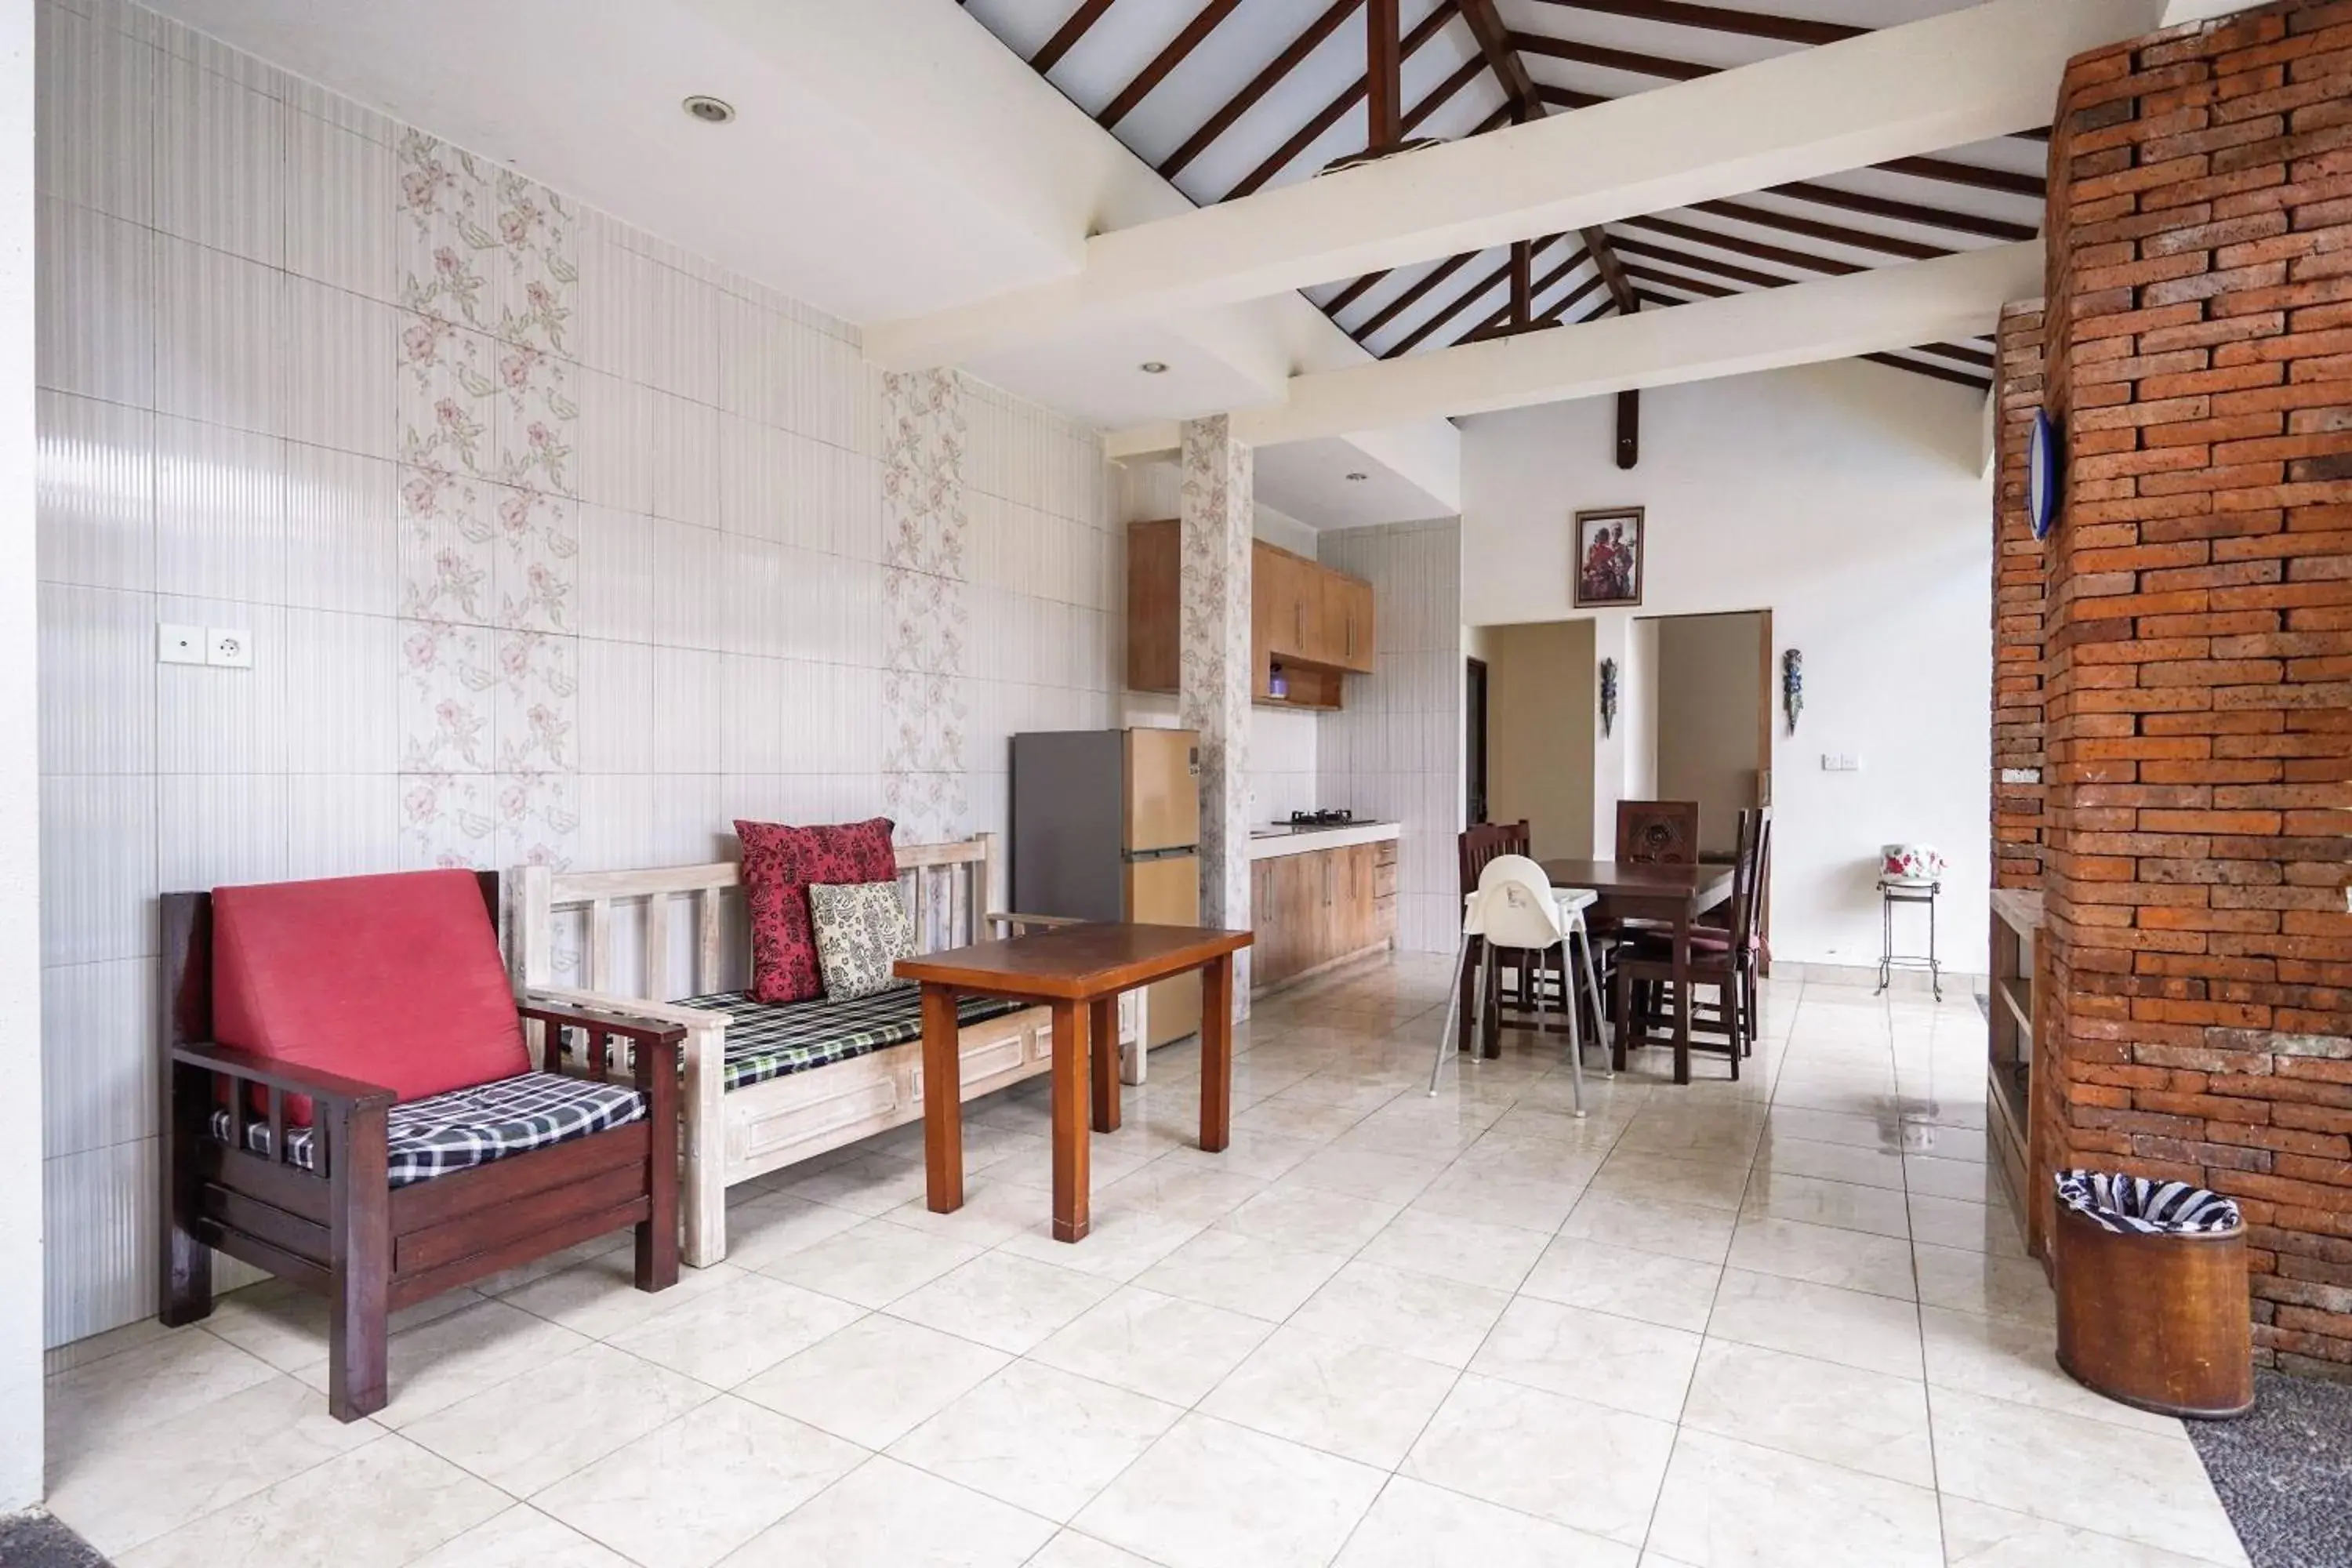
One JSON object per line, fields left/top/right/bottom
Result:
{"left": 1655, "top": 612, "right": 1767, "bottom": 857}
{"left": 35, "top": 0, "right": 1122, "bottom": 1349}
{"left": 1462, "top": 361, "right": 1992, "bottom": 970}
{"left": 1482, "top": 619, "right": 1594, "bottom": 861}
{"left": 2, "top": 0, "right": 44, "bottom": 1511}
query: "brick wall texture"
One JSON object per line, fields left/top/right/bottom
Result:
{"left": 2041, "top": 0, "right": 2352, "bottom": 1379}
{"left": 1994, "top": 303, "right": 2052, "bottom": 892}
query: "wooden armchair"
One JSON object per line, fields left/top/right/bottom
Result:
{"left": 159, "top": 869, "right": 683, "bottom": 1421}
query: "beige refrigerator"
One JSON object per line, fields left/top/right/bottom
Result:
{"left": 1010, "top": 727, "right": 1203, "bottom": 1048}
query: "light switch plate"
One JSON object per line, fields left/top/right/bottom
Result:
{"left": 206, "top": 627, "right": 254, "bottom": 669}
{"left": 158, "top": 624, "right": 205, "bottom": 665}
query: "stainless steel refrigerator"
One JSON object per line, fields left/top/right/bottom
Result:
{"left": 1010, "top": 728, "right": 1203, "bottom": 1048}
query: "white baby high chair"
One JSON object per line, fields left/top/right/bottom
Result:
{"left": 1428, "top": 854, "right": 1609, "bottom": 1116}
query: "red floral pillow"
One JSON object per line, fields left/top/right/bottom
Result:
{"left": 736, "top": 818, "right": 898, "bottom": 1004}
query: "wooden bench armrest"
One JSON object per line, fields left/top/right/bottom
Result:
{"left": 524, "top": 986, "right": 732, "bottom": 1029}
{"left": 517, "top": 998, "right": 689, "bottom": 1047}
{"left": 986, "top": 911, "right": 1084, "bottom": 935}
{"left": 518, "top": 998, "right": 688, "bottom": 1089}
{"left": 170, "top": 1041, "right": 397, "bottom": 1112}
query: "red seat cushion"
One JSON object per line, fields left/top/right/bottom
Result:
{"left": 736, "top": 818, "right": 898, "bottom": 1004}
{"left": 212, "top": 870, "right": 528, "bottom": 1123}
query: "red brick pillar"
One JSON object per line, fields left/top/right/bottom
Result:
{"left": 1994, "top": 302, "right": 2052, "bottom": 892}
{"left": 2042, "top": 0, "right": 2352, "bottom": 1379}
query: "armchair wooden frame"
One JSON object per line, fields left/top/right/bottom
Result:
{"left": 158, "top": 872, "right": 682, "bottom": 1422}
{"left": 515, "top": 833, "right": 1081, "bottom": 1269}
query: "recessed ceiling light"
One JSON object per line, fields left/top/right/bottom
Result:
{"left": 1138, "top": 361, "right": 1169, "bottom": 374}
{"left": 683, "top": 95, "right": 735, "bottom": 125}
{"left": 1345, "top": 471, "right": 1369, "bottom": 481}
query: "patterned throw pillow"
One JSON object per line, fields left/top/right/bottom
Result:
{"left": 735, "top": 818, "right": 898, "bottom": 1004}
{"left": 808, "top": 881, "right": 915, "bottom": 1002}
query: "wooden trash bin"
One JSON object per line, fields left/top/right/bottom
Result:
{"left": 2053, "top": 1171, "right": 2255, "bottom": 1421}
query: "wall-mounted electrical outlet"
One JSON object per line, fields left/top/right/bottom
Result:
{"left": 158, "top": 624, "right": 205, "bottom": 665}
{"left": 206, "top": 627, "right": 254, "bottom": 669}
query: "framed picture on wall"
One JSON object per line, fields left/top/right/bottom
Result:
{"left": 1573, "top": 506, "right": 1645, "bottom": 608}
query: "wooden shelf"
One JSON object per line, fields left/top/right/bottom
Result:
{"left": 1996, "top": 977, "right": 2033, "bottom": 1040}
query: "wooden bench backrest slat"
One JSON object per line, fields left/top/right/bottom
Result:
{"left": 515, "top": 834, "right": 997, "bottom": 1006}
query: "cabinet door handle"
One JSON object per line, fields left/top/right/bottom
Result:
{"left": 1294, "top": 603, "right": 1302, "bottom": 644}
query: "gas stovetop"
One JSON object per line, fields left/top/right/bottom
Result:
{"left": 1289, "top": 809, "right": 1355, "bottom": 826}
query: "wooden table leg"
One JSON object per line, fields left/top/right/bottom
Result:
{"left": 921, "top": 983, "right": 965, "bottom": 1214}
{"left": 1089, "top": 995, "right": 1120, "bottom": 1134}
{"left": 1050, "top": 998, "right": 1092, "bottom": 1242}
{"left": 1200, "top": 955, "right": 1232, "bottom": 1153}
{"left": 1671, "top": 908, "right": 1692, "bottom": 1086}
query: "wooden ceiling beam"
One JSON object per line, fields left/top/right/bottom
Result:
{"left": 1225, "top": 0, "right": 1455, "bottom": 200}
{"left": 1464, "top": 242, "right": 1590, "bottom": 339}
{"left": 1159, "top": 0, "right": 1362, "bottom": 180}
{"left": 1524, "top": 0, "right": 1864, "bottom": 47}
{"left": 1863, "top": 350, "right": 1991, "bottom": 389}
{"left": 1100, "top": 0, "right": 1245, "bottom": 129}
{"left": 1877, "top": 153, "right": 2045, "bottom": 198}
{"left": 1356, "top": 249, "right": 1480, "bottom": 337}
{"left": 1914, "top": 339, "right": 1996, "bottom": 369}
{"left": 1610, "top": 234, "right": 1795, "bottom": 290}
{"left": 1033, "top": 0, "right": 1119, "bottom": 73}
{"left": 1323, "top": 268, "right": 1392, "bottom": 316}
{"left": 1387, "top": 260, "right": 1517, "bottom": 357}
{"left": 1683, "top": 197, "right": 1948, "bottom": 260}
{"left": 1460, "top": 0, "right": 1639, "bottom": 317}
{"left": 1537, "top": 270, "right": 1612, "bottom": 325}
{"left": 1618, "top": 212, "right": 1863, "bottom": 274}
{"left": 1626, "top": 262, "right": 1737, "bottom": 298}
{"left": 1770, "top": 179, "right": 2038, "bottom": 241}
{"left": 1367, "top": 0, "right": 1403, "bottom": 152}
{"left": 1509, "top": 31, "right": 1712, "bottom": 80}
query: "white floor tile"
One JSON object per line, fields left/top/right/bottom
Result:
{"left": 1519, "top": 1236, "right": 1725, "bottom": 1333}
{"left": 604, "top": 1271, "right": 865, "bottom": 1388}
{"left": 1331, "top": 1475, "right": 1639, "bottom": 1567}
{"left": 733, "top": 1312, "right": 1008, "bottom": 1450}
{"left": 1030, "top": 1284, "right": 1273, "bottom": 1405}
{"left": 721, "top": 1456, "right": 1058, "bottom": 1567}
{"left": 1075, "top": 1412, "right": 1386, "bottom": 1568}
{"left": 1645, "top": 1428, "right": 1943, "bottom": 1568}
{"left": 1290, "top": 1259, "right": 1513, "bottom": 1370}
{"left": 888, "top": 1359, "right": 1178, "bottom": 1522}
{"left": 1199, "top": 1324, "right": 1461, "bottom": 1469}
{"left": 1679, "top": 1338, "right": 1933, "bottom": 1486}
{"left": 1468, "top": 1296, "right": 1704, "bottom": 1421}
{"left": 1403, "top": 1374, "right": 1676, "bottom": 1545}
{"left": 887, "top": 1250, "right": 1119, "bottom": 1355}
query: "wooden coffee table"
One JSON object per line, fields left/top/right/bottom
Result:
{"left": 895, "top": 922, "right": 1253, "bottom": 1243}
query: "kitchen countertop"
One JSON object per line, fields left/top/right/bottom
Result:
{"left": 1247, "top": 820, "right": 1401, "bottom": 859}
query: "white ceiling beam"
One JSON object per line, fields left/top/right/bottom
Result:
{"left": 869, "top": 0, "right": 2160, "bottom": 368}
{"left": 1107, "top": 242, "right": 2041, "bottom": 456}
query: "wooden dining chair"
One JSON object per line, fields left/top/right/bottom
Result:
{"left": 1613, "top": 808, "right": 1765, "bottom": 1080}
{"left": 1458, "top": 822, "right": 1530, "bottom": 1058}
{"left": 1615, "top": 800, "right": 1701, "bottom": 865}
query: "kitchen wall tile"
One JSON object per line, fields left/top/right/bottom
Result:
{"left": 650, "top": 390, "right": 719, "bottom": 529}
{"left": 154, "top": 416, "right": 283, "bottom": 605}
{"left": 651, "top": 646, "right": 722, "bottom": 775}
{"left": 575, "top": 638, "right": 653, "bottom": 775}
{"left": 573, "top": 502, "right": 652, "bottom": 644}
{"left": 154, "top": 51, "right": 284, "bottom": 266}
{"left": 156, "top": 237, "right": 281, "bottom": 435}
{"left": 45, "top": 1140, "right": 160, "bottom": 1348}
{"left": 285, "top": 773, "right": 402, "bottom": 878}
{"left": 38, "top": 583, "right": 154, "bottom": 775}
{"left": 283, "top": 278, "right": 397, "bottom": 459}
{"left": 40, "top": 773, "right": 158, "bottom": 966}
{"left": 283, "top": 608, "right": 398, "bottom": 773}
{"left": 159, "top": 770, "right": 290, "bottom": 889}
{"left": 155, "top": 596, "right": 287, "bottom": 773}
{"left": 36, "top": 0, "right": 154, "bottom": 223}
{"left": 287, "top": 110, "right": 394, "bottom": 300}
{"left": 36, "top": 199, "right": 154, "bottom": 406}
{"left": 38, "top": 392, "right": 153, "bottom": 593}
{"left": 41, "top": 957, "right": 157, "bottom": 1160}
{"left": 285, "top": 445, "right": 397, "bottom": 615}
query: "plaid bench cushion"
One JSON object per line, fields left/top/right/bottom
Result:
{"left": 211, "top": 1071, "right": 646, "bottom": 1187}
{"left": 675, "top": 984, "right": 1030, "bottom": 1092}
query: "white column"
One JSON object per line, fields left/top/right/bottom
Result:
{"left": 1, "top": 0, "right": 44, "bottom": 1512}
{"left": 1177, "top": 416, "right": 1252, "bottom": 1008}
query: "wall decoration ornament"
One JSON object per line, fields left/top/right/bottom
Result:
{"left": 1178, "top": 415, "right": 1254, "bottom": 1009}
{"left": 1573, "top": 506, "right": 1644, "bottom": 608}
{"left": 880, "top": 368, "right": 971, "bottom": 845}
{"left": 1781, "top": 648, "right": 1804, "bottom": 735}
{"left": 1598, "top": 656, "right": 1619, "bottom": 737}
{"left": 2027, "top": 407, "right": 2061, "bottom": 541}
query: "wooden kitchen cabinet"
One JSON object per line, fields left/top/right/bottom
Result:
{"left": 1127, "top": 523, "right": 1374, "bottom": 710}
{"left": 1250, "top": 839, "right": 1398, "bottom": 994}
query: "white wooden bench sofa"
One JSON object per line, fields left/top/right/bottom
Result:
{"left": 513, "top": 833, "right": 1097, "bottom": 1267}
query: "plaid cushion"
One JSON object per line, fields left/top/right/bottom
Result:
{"left": 210, "top": 1071, "right": 646, "bottom": 1187}
{"left": 677, "top": 985, "right": 1029, "bottom": 1092}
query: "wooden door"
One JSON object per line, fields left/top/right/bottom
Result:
{"left": 1126, "top": 521, "right": 1179, "bottom": 692}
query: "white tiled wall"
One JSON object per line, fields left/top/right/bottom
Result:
{"left": 34, "top": 0, "right": 1117, "bottom": 1347}
{"left": 1318, "top": 520, "right": 1465, "bottom": 953}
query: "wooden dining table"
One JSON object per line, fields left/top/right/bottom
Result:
{"left": 895, "top": 922, "right": 1251, "bottom": 1243}
{"left": 1537, "top": 858, "right": 1734, "bottom": 1085}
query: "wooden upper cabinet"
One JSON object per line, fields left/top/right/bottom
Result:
{"left": 1127, "top": 520, "right": 1180, "bottom": 693}
{"left": 1126, "top": 522, "right": 1376, "bottom": 706}
{"left": 1321, "top": 572, "right": 1375, "bottom": 673}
